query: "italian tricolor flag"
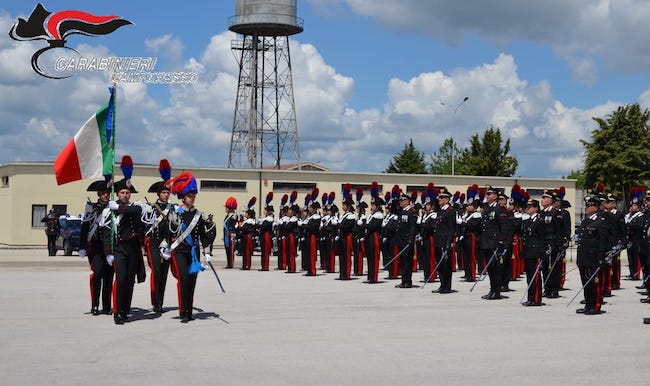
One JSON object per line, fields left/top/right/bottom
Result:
{"left": 54, "top": 89, "right": 115, "bottom": 185}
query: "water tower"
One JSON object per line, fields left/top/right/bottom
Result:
{"left": 227, "top": 0, "right": 303, "bottom": 169}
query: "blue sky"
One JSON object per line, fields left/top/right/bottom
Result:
{"left": 1, "top": 1, "right": 649, "bottom": 179}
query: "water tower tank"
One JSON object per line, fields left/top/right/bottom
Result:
{"left": 229, "top": 0, "right": 303, "bottom": 36}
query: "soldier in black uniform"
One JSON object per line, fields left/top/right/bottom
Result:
{"left": 365, "top": 195, "right": 385, "bottom": 283}
{"left": 520, "top": 199, "right": 545, "bottom": 306}
{"left": 167, "top": 172, "right": 216, "bottom": 323}
{"left": 258, "top": 193, "right": 275, "bottom": 271}
{"left": 605, "top": 193, "right": 625, "bottom": 291}
{"left": 461, "top": 196, "right": 482, "bottom": 282}
{"left": 240, "top": 202, "right": 257, "bottom": 270}
{"left": 432, "top": 189, "right": 456, "bottom": 294}
{"left": 104, "top": 177, "right": 145, "bottom": 325}
{"left": 303, "top": 200, "right": 321, "bottom": 276}
{"left": 480, "top": 186, "right": 508, "bottom": 300}
{"left": 79, "top": 180, "right": 113, "bottom": 315}
{"left": 540, "top": 189, "right": 566, "bottom": 299}
{"left": 41, "top": 209, "right": 60, "bottom": 256}
{"left": 420, "top": 197, "right": 437, "bottom": 284}
{"left": 338, "top": 196, "right": 356, "bottom": 280}
{"left": 395, "top": 193, "right": 418, "bottom": 288}
{"left": 576, "top": 196, "right": 609, "bottom": 315}
{"left": 625, "top": 193, "right": 645, "bottom": 281}
{"left": 144, "top": 161, "right": 175, "bottom": 313}
{"left": 223, "top": 197, "right": 238, "bottom": 269}
{"left": 498, "top": 191, "right": 516, "bottom": 292}
{"left": 283, "top": 203, "right": 300, "bottom": 273}
{"left": 382, "top": 197, "right": 400, "bottom": 280}
{"left": 353, "top": 200, "right": 368, "bottom": 276}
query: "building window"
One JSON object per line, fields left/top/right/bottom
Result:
{"left": 273, "top": 182, "right": 317, "bottom": 191}
{"left": 201, "top": 180, "right": 247, "bottom": 191}
{"left": 52, "top": 205, "right": 67, "bottom": 217}
{"left": 339, "top": 183, "right": 384, "bottom": 193}
{"left": 32, "top": 205, "right": 47, "bottom": 228}
{"left": 526, "top": 189, "right": 546, "bottom": 198}
{"left": 1, "top": 176, "right": 8, "bottom": 187}
{"left": 406, "top": 185, "right": 446, "bottom": 194}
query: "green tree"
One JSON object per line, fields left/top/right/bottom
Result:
{"left": 564, "top": 169, "right": 586, "bottom": 190}
{"left": 428, "top": 137, "right": 463, "bottom": 175}
{"left": 455, "top": 126, "right": 518, "bottom": 176}
{"left": 582, "top": 103, "right": 650, "bottom": 200}
{"left": 385, "top": 139, "right": 427, "bottom": 174}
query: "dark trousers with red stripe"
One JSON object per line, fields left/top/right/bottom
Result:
{"left": 260, "top": 232, "right": 272, "bottom": 271}
{"left": 365, "top": 233, "right": 381, "bottom": 282}
{"left": 580, "top": 265, "right": 602, "bottom": 312}
{"left": 145, "top": 237, "right": 169, "bottom": 309}
{"left": 285, "top": 234, "right": 297, "bottom": 272}
{"left": 353, "top": 237, "right": 365, "bottom": 276}
{"left": 171, "top": 246, "right": 198, "bottom": 317}
{"left": 422, "top": 236, "right": 436, "bottom": 283}
{"left": 524, "top": 258, "right": 542, "bottom": 304}
{"left": 242, "top": 234, "right": 252, "bottom": 270}
{"left": 112, "top": 240, "right": 140, "bottom": 317}
{"left": 88, "top": 244, "right": 113, "bottom": 311}
{"left": 602, "top": 263, "right": 612, "bottom": 296}
{"left": 339, "top": 233, "right": 353, "bottom": 279}
{"left": 463, "top": 234, "right": 478, "bottom": 281}
{"left": 612, "top": 255, "right": 621, "bottom": 289}
{"left": 303, "top": 234, "right": 317, "bottom": 275}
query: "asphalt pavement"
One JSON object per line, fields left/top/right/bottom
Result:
{"left": 0, "top": 247, "right": 648, "bottom": 386}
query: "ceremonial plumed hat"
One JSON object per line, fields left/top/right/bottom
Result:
{"left": 111, "top": 155, "right": 137, "bottom": 193}
{"left": 166, "top": 171, "right": 197, "bottom": 198}
{"left": 148, "top": 159, "right": 172, "bottom": 193}
{"left": 371, "top": 196, "right": 385, "bottom": 207}
{"left": 342, "top": 195, "right": 355, "bottom": 206}
{"left": 114, "top": 178, "right": 137, "bottom": 193}
{"left": 437, "top": 188, "right": 451, "bottom": 199}
{"left": 87, "top": 180, "right": 110, "bottom": 192}
{"left": 526, "top": 198, "right": 540, "bottom": 208}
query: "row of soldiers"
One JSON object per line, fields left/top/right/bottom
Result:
{"left": 221, "top": 182, "right": 578, "bottom": 303}
{"left": 78, "top": 158, "right": 216, "bottom": 324}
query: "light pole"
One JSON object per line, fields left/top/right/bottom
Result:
{"left": 440, "top": 96, "right": 469, "bottom": 175}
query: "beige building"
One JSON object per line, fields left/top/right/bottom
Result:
{"left": 0, "top": 162, "right": 576, "bottom": 247}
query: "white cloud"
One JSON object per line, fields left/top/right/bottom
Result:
{"left": 1, "top": 7, "right": 647, "bottom": 181}
{"left": 334, "top": 0, "right": 650, "bottom": 80}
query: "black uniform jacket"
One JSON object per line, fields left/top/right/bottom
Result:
{"left": 576, "top": 213, "right": 608, "bottom": 268}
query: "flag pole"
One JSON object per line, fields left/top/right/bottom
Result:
{"left": 109, "top": 83, "right": 117, "bottom": 247}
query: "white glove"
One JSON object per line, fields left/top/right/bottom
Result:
{"left": 204, "top": 254, "right": 212, "bottom": 263}
{"left": 108, "top": 200, "right": 119, "bottom": 210}
{"left": 106, "top": 254, "right": 115, "bottom": 265}
{"left": 357, "top": 219, "right": 363, "bottom": 226}
{"left": 160, "top": 247, "right": 171, "bottom": 260}
{"left": 78, "top": 249, "right": 87, "bottom": 258}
